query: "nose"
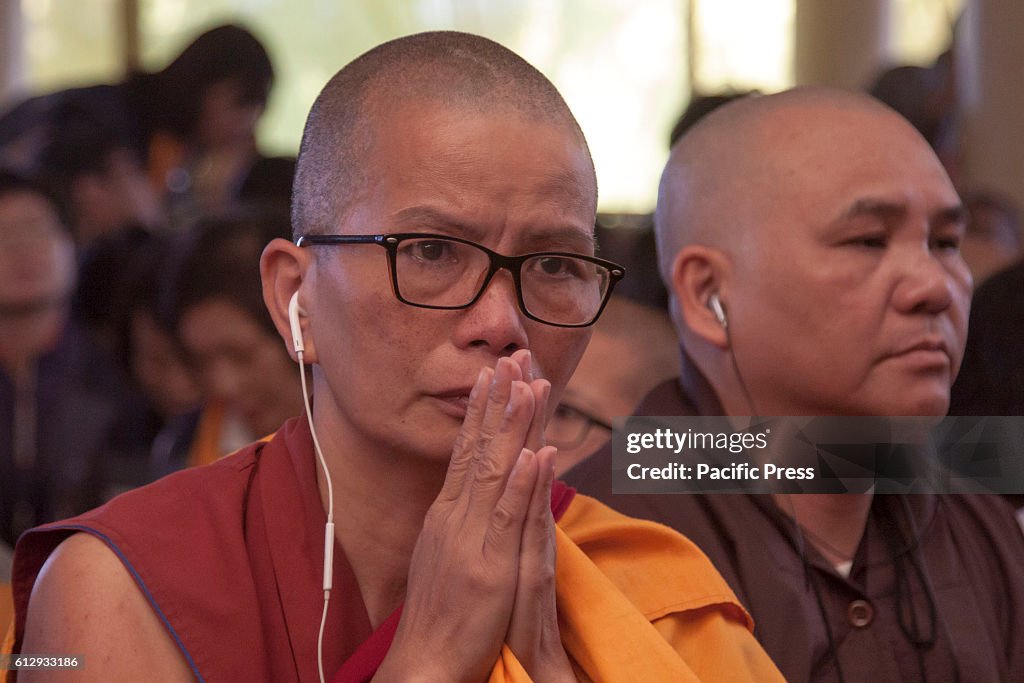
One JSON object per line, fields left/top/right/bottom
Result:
{"left": 891, "top": 247, "right": 958, "bottom": 316}
{"left": 450, "top": 268, "right": 529, "bottom": 355}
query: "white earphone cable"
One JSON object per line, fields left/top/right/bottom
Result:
{"left": 298, "top": 349, "right": 334, "bottom": 683}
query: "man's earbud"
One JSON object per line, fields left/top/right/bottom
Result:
{"left": 708, "top": 293, "right": 728, "bottom": 330}
{"left": 288, "top": 292, "right": 305, "bottom": 354}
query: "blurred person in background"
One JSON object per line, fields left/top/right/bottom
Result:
{"left": 547, "top": 295, "right": 679, "bottom": 475}
{"left": 950, "top": 257, "right": 1024, "bottom": 416}
{"left": 151, "top": 212, "right": 301, "bottom": 476}
{"left": 0, "top": 23, "right": 274, "bottom": 219}
{"left": 117, "top": 237, "right": 201, "bottom": 424}
{"left": 95, "top": 233, "right": 202, "bottom": 492}
{"left": 958, "top": 190, "right": 1021, "bottom": 283}
{"left": 33, "top": 115, "right": 168, "bottom": 360}
{"left": 35, "top": 111, "right": 163, "bottom": 250}
{"left": 0, "top": 171, "right": 126, "bottom": 546}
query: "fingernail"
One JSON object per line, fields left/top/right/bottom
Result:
{"left": 504, "top": 383, "right": 520, "bottom": 416}
{"left": 492, "top": 358, "right": 508, "bottom": 386}
{"left": 507, "top": 381, "right": 532, "bottom": 416}
{"left": 470, "top": 367, "right": 489, "bottom": 399}
{"left": 512, "top": 448, "right": 535, "bottom": 477}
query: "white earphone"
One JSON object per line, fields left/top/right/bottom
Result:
{"left": 288, "top": 292, "right": 334, "bottom": 683}
{"left": 289, "top": 292, "right": 305, "bottom": 354}
{"left": 708, "top": 292, "right": 728, "bottom": 330}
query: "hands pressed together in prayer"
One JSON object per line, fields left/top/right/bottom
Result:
{"left": 375, "top": 350, "right": 575, "bottom": 683}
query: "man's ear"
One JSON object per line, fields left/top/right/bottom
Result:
{"left": 669, "top": 245, "right": 730, "bottom": 349}
{"left": 260, "top": 238, "right": 318, "bottom": 364}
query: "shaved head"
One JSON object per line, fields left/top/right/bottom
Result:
{"left": 653, "top": 86, "right": 969, "bottom": 417}
{"left": 654, "top": 87, "right": 915, "bottom": 283}
{"left": 292, "top": 31, "right": 595, "bottom": 238}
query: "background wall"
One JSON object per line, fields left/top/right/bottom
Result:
{"left": 0, "top": 0, "right": 978, "bottom": 213}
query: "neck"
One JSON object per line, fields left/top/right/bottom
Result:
{"left": 774, "top": 493, "right": 874, "bottom": 567}
{"left": 311, "top": 391, "right": 447, "bottom": 627}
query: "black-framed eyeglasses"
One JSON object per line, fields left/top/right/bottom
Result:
{"left": 297, "top": 232, "right": 625, "bottom": 328}
{"left": 545, "top": 402, "right": 613, "bottom": 450}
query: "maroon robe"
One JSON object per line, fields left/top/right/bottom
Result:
{"left": 11, "top": 417, "right": 573, "bottom": 682}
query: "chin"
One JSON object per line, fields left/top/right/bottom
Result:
{"left": 394, "top": 427, "right": 461, "bottom": 465}
{"left": 886, "top": 392, "right": 950, "bottom": 417}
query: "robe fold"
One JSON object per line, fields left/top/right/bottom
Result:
{"left": 10, "top": 416, "right": 781, "bottom": 682}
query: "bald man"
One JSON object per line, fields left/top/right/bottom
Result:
{"left": 566, "top": 88, "right": 1024, "bottom": 681}
{"left": 8, "top": 33, "right": 780, "bottom": 682}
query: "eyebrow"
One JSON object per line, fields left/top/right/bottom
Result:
{"left": 840, "top": 198, "right": 906, "bottom": 223}
{"left": 519, "top": 227, "right": 595, "bottom": 253}
{"left": 389, "top": 206, "right": 596, "bottom": 252}
{"left": 391, "top": 206, "right": 486, "bottom": 241}
{"left": 839, "top": 198, "right": 967, "bottom": 228}
{"left": 932, "top": 204, "right": 968, "bottom": 227}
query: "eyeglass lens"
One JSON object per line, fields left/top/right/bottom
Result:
{"left": 545, "top": 404, "right": 593, "bottom": 449}
{"left": 394, "top": 236, "right": 610, "bottom": 325}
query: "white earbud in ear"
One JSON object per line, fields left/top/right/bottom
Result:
{"left": 708, "top": 293, "right": 728, "bottom": 330}
{"left": 287, "top": 288, "right": 334, "bottom": 682}
{"left": 288, "top": 292, "right": 305, "bottom": 354}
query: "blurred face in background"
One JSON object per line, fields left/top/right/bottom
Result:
{"left": 196, "top": 79, "right": 266, "bottom": 151}
{"left": 546, "top": 329, "right": 631, "bottom": 475}
{"left": 0, "top": 190, "right": 75, "bottom": 310}
{"left": 546, "top": 298, "right": 680, "bottom": 474}
{"left": 0, "top": 190, "right": 75, "bottom": 366}
{"left": 178, "top": 297, "right": 298, "bottom": 437}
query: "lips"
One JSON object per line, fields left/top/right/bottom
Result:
{"left": 885, "top": 337, "right": 952, "bottom": 369}
{"left": 892, "top": 338, "right": 949, "bottom": 356}
{"left": 428, "top": 388, "right": 475, "bottom": 417}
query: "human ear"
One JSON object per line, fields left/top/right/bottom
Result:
{"left": 669, "top": 245, "right": 730, "bottom": 349}
{"left": 260, "top": 238, "right": 318, "bottom": 364}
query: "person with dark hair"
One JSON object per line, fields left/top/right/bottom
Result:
{"left": 35, "top": 123, "right": 164, "bottom": 393}
{"left": 566, "top": 88, "right": 1024, "bottom": 682}
{"left": 32, "top": 106, "right": 162, "bottom": 248}
{"left": 8, "top": 32, "right": 781, "bottom": 681}
{"left": 0, "top": 171, "right": 126, "bottom": 547}
{"left": 948, "top": 257, "right": 1024, "bottom": 513}
{"left": 0, "top": 24, "right": 274, "bottom": 216}
{"left": 151, "top": 212, "right": 299, "bottom": 475}
{"left": 77, "top": 231, "right": 201, "bottom": 489}
{"left": 949, "top": 257, "right": 1024, "bottom": 416}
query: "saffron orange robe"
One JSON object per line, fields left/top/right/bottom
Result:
{"left": 10, "top": 417, "right": 781, "bottom": 681}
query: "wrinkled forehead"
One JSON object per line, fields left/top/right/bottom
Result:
{"left": 355, "top": 98, "right": 597, "bottom": 239}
